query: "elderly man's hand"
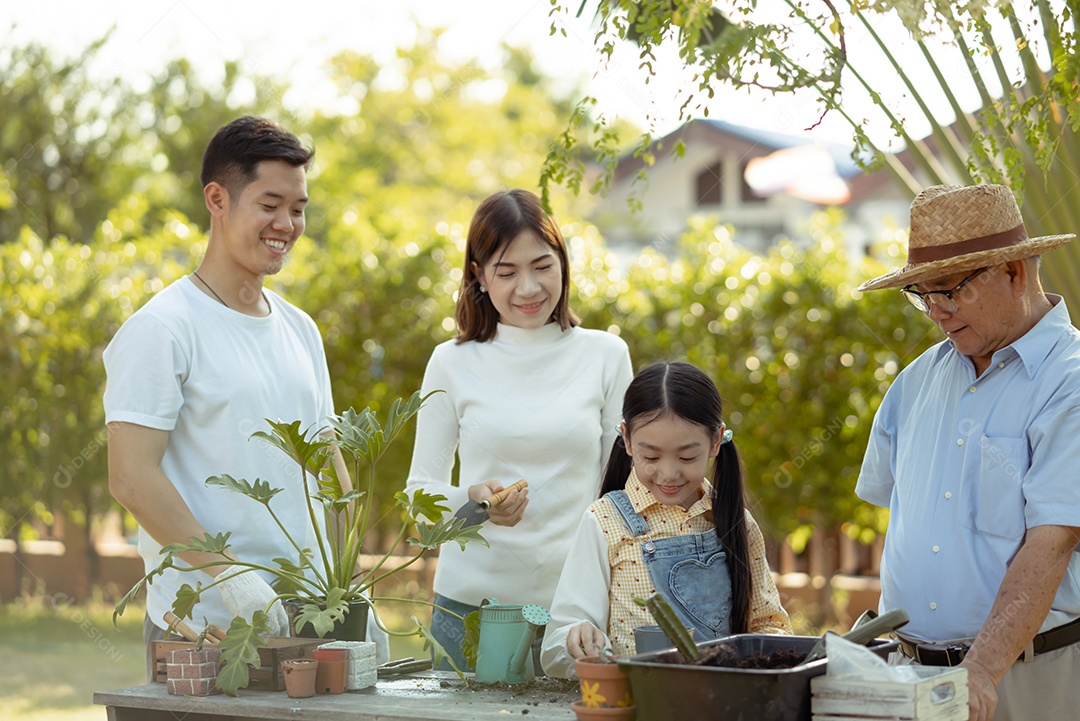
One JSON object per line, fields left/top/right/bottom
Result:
{"left": 960, "top": 659, "right": 999, "bottom": 721}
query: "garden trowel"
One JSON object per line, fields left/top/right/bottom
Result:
{"left": 799, "top": 608, "right": 909, "bottom": 665}
{"left": 453, "top": 479, "right": 528, "bottom": 526}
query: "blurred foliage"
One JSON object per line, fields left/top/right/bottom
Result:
{"left": 568, "top": 208, "right": 926, "bottom": 539}
{"left": 547, "top": 0, "right": 1080, "bottom": 307}
{"left": 0, "top": 36, "right": 144, "bottom": 245}
{"left": 1, "top": 35, "right": 932, "bottom": 585}
{"left": 0, "top": 200, "right": 202, "bottom": 547}
{"left": 0, "top": 32, "right": 290, "bottom": 245}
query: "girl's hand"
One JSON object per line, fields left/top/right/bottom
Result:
{"left": 567, "top": 621, "right": 608, "bottom": 659}
{"left": 468, "top": 480, "right": 529, "bottom": 527}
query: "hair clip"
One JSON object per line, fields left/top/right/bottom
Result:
{"left": 614, "top": 423, "right": 623, "bottom": 437}
{"left": 721, "top": 428, "right": 734, "bottom": 445}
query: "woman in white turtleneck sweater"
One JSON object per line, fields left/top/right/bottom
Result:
{"left": 405, "top": 189, "right": 633, "bottom": 672}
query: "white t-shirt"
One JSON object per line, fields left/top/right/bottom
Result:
{"left": 405, "top": 322, "right": 633, "bottom": 608}
{"left": 103, "top": 277, "right": 333, "bottom": 629}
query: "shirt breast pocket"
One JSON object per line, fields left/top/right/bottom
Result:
{"left": 961, "top": 436, "right": 1029, "bottom": 541}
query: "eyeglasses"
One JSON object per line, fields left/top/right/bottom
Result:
{"left": 901, "top": 267, "right": 990, "bottom": 314}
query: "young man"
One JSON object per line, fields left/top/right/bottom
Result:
{"left": 104, "top": 117, "right": 385, "bottom": 678}
{"left": 856, "top": 184, "right": 1080, "bottom": 721}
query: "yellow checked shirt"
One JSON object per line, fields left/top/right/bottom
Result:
{"left": 595, "top": 470, "right": 791, "bottom": 656}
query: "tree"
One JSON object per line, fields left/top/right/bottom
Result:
{"left": 0, "top": 34, "right": 289, "bottom": 247}
{"left": 544, "top": 0, "right": 1080, "bottom": 305}
{"left": 0, "top": 198, "right": 201, "bottom": 594}
{"left": 0, "top": 35, "right": 145, "bottom": 244}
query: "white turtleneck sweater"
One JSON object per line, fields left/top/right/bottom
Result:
{"left": 405, "top": 322, "right": 633, "bottom": 608}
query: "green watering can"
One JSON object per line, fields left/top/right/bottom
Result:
{"left": 474, "top": 599, "right": 551, "bottom": 684}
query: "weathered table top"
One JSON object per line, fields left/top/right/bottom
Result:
{"left": 94, "top": 671, "right": 580, "bottom": 721}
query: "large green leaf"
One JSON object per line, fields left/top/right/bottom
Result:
{"left": 215, "top": 611, "right": 271, "bottom": 696}
{"left": 328, "top": 390, "right": 442, "bottom": 465}
{"left": 270, "top": 555, "right": 311, "bottom": 596}
{"left": 316, "top": 457, "right": 345, "bottom": 496}
{"left": 461, "top": 610, "right": 482, "bottom": 670}
{"left": 311, "top": 489, "right": 366, "bottom": 515}
{"left": 112, "top": 578, "right": 147, "bottom": 625}
{"left": 414, "top": 614, "right": 467, "bottom": 681}
{"left": 250, "top": 419, "right": 332, "bottom": 472}
{"left": 409, "top": 515, "right": 489, "bottom": 551}
{"left": 206, "top": 475, "right": 283, "bottom": 505}
{"left": 291, "top": 586, "right": 349, "bottom": 638}
{"left": 160, "top": 531, "right": 233, "bottom": 557}
{"left": 327, "top": 407, "right": 381, "bottom": 463}
{"left": 171, "top": 583, "right": 204, "bottom": 621}
{"left": 113, "top": 555, "right": 176, "bottom": 625}
{"left": 382, "top": 390, "right": 441, "bottom": 446}
{"left": 395, "top": 487, "right": 450, "bottom": 523}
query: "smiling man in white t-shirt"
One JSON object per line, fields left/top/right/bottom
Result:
{"left": 103, "top": 116, "right": 386, "bottom": 679}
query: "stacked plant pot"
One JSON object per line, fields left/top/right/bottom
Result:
{"left": 166, "top": 646, "right": 221, "bottom": 697}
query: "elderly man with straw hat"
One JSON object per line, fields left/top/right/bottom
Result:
{"left": 855, "top": 184, "right": 1080, "bottom": 721}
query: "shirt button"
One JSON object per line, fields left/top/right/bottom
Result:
{"left": 945, "top": 492, "right": 953, "bottom": 499}
{"left": 956, "top": 438, "right": 964, "bottom": 446}
{"left": 998, "top": 361, "right": 1005, "bottom": 368}
{"left": 969, "top": 386, "right": 977, "bottom": 393}
{"left": 930, "top": 602, "right": 938, "bottom": 610}
{"left": 932, "top": 545, "right": 940, "bottom": 553}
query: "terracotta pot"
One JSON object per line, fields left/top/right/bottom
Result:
{"left": 312, "top": 647, "right": 349, "bottom": 694}
{"left": 571, "top": 700, "right": 637, "bottom": 720}
{"left": 281, "top": 658, "right": 319, "bottom": 699}
{"left": 575, "top": 655, "right": 633, "bottom": 709}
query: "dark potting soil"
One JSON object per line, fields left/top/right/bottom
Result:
{"left": 690, "top": 643, "right": 807, "bottom": 669}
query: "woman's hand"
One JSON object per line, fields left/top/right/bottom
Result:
{"left": 468, "top": 480, "right": 529, "bottom": 527}
{"left": 567, "top": 621, "right": 608, "bottom": 659}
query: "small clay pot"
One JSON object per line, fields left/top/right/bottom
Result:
{"left": 312, "top": 647, "right": 349, "bottom": 694}
{"left": 281, "top": 658, "right": 319, "bottom": 699}
{"left": 575, "top": 656, "right": 633, "bottom": 709}
{"left": 571, "top": 700, "right": 637, "bottom": 720}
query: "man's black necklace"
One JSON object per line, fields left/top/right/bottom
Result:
{"left": 192, "top": 270, "right": 229, "bottom": 308}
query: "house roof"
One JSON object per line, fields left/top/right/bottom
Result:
{"left": 610, "top": 117, "right": 865, "bottom": 184}
{"left": 695, "top": 119, "right": 863, "bottom": 178}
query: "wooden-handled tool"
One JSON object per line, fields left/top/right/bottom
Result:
{"left": 799, "top": 608, "right": 909, "bottom": 665}
{"left": 164, "top": 612, "right": 219, "bottom": 645}
{"left": 452, "top": 479, "right": 528, "bottom": 526}
{"left": 205, "top": 623, "right": 228, "bottom": 644}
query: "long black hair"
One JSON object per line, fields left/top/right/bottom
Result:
{"left": 599, "top": 361, "right": 752, "bottom": 635}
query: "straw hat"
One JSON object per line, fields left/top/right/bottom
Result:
{"left": 858, "top": 184, "right": 1075, "bottom": 292}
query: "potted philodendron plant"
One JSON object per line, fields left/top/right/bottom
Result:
{"left": 114, "top": 390, "right": 487, "bottom": 695}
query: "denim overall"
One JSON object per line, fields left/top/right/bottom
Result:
{"left": 607, "top": 490, "right": 733, "bottom": 640}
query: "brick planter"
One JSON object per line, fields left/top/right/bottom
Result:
{"left": 166, "top": 646, "right": 222, "bottom": 696}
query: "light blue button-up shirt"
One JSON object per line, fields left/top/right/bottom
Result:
{"left": 857, "top": 295, "right": 1080, "bottom": 641}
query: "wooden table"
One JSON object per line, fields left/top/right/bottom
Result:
{"left": 94, "top": 671, "right": 580, "bottom": 721}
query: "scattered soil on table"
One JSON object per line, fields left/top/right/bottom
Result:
{"left": 466, "top": 676, "right": 579, "bottom": 696}
{"left": 688, "top": 644, "right": 807, "bottom": 669}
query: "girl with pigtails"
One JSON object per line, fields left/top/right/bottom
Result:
{"left": 541, "top": 361, "right": 791, "bottom": 677}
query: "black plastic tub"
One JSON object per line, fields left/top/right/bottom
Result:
{"left": 618, "top": 633, "right": 900, "bottom": 721}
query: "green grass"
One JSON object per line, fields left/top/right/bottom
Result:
{"left": 0, "top": 595, "right": 432, "bottom": 719}
{"left": 0, "top": 597, "right": 144, "bottom": 720}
